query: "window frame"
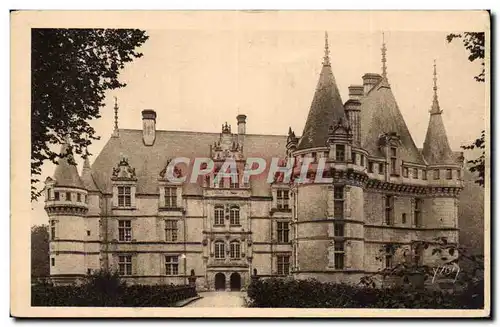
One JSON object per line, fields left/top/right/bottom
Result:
{"left": 277, "top": 255, "right": 290, "bottom": 275}
{"left": 334, "top": 222, "right": 345, "bottom": 237}
{"left": 214, "top": 205, "right": 225, "bottom": 226}
{"left": 118, "top": 220, "right": 132, "bottom": 242}
{"left": 50, "top": 220, "right": 56, "bottom": 241}
{"left": 164, "top": 187, "right": 177, "bottom": 208}
{"left": 165, "top": 219, "right": 178, "bottom": 242}
{"left": 385, "top": 195, "right": 394, "bottom": 225}
{"left": 229, "top": 206, "right": 240, "bottom": 226}
{"left": 334, "top": 241, "right": 345, "bottom": 270}
{"left": 117, "top": 186, "right": 132, "bottom": 207}
{"left": 414, "top": 198, "right": 422, "bottom": 228}
{"left": 276, "top": 189, "right": 290, "bottom": 210}
{"left": 277, "top": 221, "right": 290, "bottom": 243}
{"left": 118, "top": 255, "right": 133, "bottom": 276}
{"left": 165, "top": 255, "right": 179, "bottom": 276}
{"left": 333, "top": 186, "right": 344, "bottom": 219}
{"left": 335, "top": 144, "right": 346, "bottom": 162}
{"left": 230, "top": 241, "right": 241, "bottom": 259}
{"left": 433, "top": 169, "right": 440, "bottom": 180}
{"left": 446, "top": 169, "right": 453, "bottom": 180}
{"left": 214, "top": 241, "right": 225, "bottom": 259}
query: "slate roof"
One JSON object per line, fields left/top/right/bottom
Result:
{"left": 422, "top": 111, "right": 457, "bottom": 165}
{"left": 53, "top": 143, "right": 85, "bottom": 189}
{"left": 359, "top": 77, "right": 425, "bottom": 164}
{"left": 90, "top": 130, "right": 287, "bottom": 195}
{"left": 297, "top": 63, "right": 348, "bottom": 150}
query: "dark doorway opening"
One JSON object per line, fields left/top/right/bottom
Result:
{"left": 215, "top": 273, "right": 226, "bottom": 291}
{"left": 230, "top": 272, "right": 241, "bottom": 291}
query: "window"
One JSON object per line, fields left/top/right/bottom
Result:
{"left": 413, "top": 245, "right": 423, "bottom": 266}
{"left": 215, "top": 241, "right": 225, "bottom": 259}
{"left": 164, "top": 187, "right": 177, "bottom": 208}
{"left": 402, "top": 213, "right": 407, "bottom": 224}
{"left": 77, "top": 193, "right": 81, "bottom": 202}
{"left": 50, "top": 220, "right": 56, "bottom": 240}
{"left": 368, "top": 162, "right": 374, "bottom": 173}
{"left": 230, "top": 241, "right": 241, "bottom": 259}
{"left": 165, "top": 256, "right": 179, "bottom": 275}
{"left": 334, "top": 186, "right": 344, "bottom": 219}
{"left": 334, "top": 242, "right": 345, "bottom": 269}
{"left": 311, "top": 152, "right": 317, "bottom": 163}
{"left": 87, "top": 230, "right": 91, "bottom": 236}
{"left": 118, "top": 220, "right": 132, "bottom": 242}
{"left": 165, "top": 220, "right": 178, "bottom": 242}
{"left": 277, "top": 255, "right": 290, "bottom": 275}
{"left": 277, "top": 190, "right": 290, "bottom": 209}
{"left": 413, "top": 168, "right": 419, "bottom": 179}
{"left": 433, "top": 169, "right": 440, "bottom": 180}
{"left": 385, "top": 196, "right": 394, "bottom": 225}
{"left": 446, "top": 169, "right": 453, "bottom": 180}
{"left": 87, "top": 269, "right": 92, "bottom": 275}
{"left": 390, "top": 147, "right": 397, "bottom": 175}
{"left": 378, "top": 163, "right": 385, "bottom": 175}
{"left": 360, "top": 155, "right": 365, "bottom": 166}
{"left": 335, "top": 144, "right": 345, "bottom": 161}
{"left": 457, "top": 169, "right": 462, "bottom": 180}
{"left": 47, "top": 188, "right": 53, "bottom": 200}
{"left": 334, "top": 222, "right": 344, "bottom": 237}
{"left": 117, "top": 186, "right": 131, "bottom": 207}
{"left": 422, "top": 170, "right": 427, "bottom": 180}
{"left": 414, "top": 198, "right": 422, "bottom": 228}
{"left": 385, "top": 246, "right": 393, "bottom": 269}
{"left": 66, "top": 192, "right": 71, "bottom": 201}
{"left": 54, "top": 191, "right": 60, "bottom": 201}
{"left": 51, "top": 258, "right": 55, "bottom": 266}
{"left": 230, "top": 206, "right": 240, "bottom": 225}
{"left": 402, "top": 167, "right": 408, "bottom": 178}
{"left": 214, "top": 206, "right": 225, "bottom": 226}
{"left": 277, "top": 222, "right": 290, "bottom": 243}
{"left": 118, "top": 255, "right": 132, "bottom": 276}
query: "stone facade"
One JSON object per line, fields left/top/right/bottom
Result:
{"left": 44, "top": 34, "right": 464, "bottom": 289}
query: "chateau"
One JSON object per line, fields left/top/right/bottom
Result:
{"left": 44, "top": 33, "right": 464, "bottom": 290}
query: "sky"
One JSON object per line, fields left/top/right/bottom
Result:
{"left": 31, "top": 25, "right": 486, "bottom": 225}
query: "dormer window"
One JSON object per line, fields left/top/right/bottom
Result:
{"left": 164, "top": 187, "right": 177, "bottom": 208}
{"left": 335, "top": 145, "right": 345, "bottom": 161}
{"left": 446, "top": 169, "right": 453, "bottom": 180}
{"left": 433, "top": 169, "right": 440, "bottom": 180}
{"left": 118, "top": 186, "right": 131, "bottom": 207}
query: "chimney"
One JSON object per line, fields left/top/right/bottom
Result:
{"left": 362, "top": 73, "right": 382, "bottom": 96}
{"left": 142, "top": 109, "right": 156, "bottom": 146}
{"left": 237, "top": 114, "right": 247, "bottom": 135}
{"left": 348, "top": 85, "right": 364, "bottom": 100}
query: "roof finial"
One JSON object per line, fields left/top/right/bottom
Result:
{"left": 114, "top": 96, "right": 119, "bottom": 131}
{"left": 430, "top": 59, "right": 442, "bottom": 114}
{"left": 323, "top": 31, "right": 331, "bottom": 66}
{"left": 381, "top": 32, "right": 387, "bottom": 79}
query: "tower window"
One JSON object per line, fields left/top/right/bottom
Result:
{"left": 77, "top": 193, "right": 81, "bottom": 202}
{"left": 457, "top": 169, "right": 462, "bottom": 180}
{"left": 277, "top": 255, "right": 290, "bottom": 275}
{"left": 117, "top": 186, "right": 131, "bottom": 207}
{"left": 402, "top": 213, "right": 407, "bottom": 224}
{"left": 165, "top": 220, "right": 178, "bottom": 242}
{"left": 54, "top": 191, "right": 60, "bottom": 201}
{"left": 51, "top": 258, "right": 55, "bottom": 267}
{"left": 433, "top": 169, "right": 440, "bottom": 180}
{"left": 334, "top": 222, "right": 345, "bottom": 237}
{"left": 422, "top": 170, "right": 427, "bottom": 180}
{"left": 385, "top": 195, "right": 394, "bottom": 225}
{"left": 334, "top": 242, "right": 345, "bottom": 269}
{"left": 87, "top": 230, "right": 91, "bottom": 236}
{"left": 118, "top": 255, "right": 132, "bottom": 276}
{"left": 118, "top": 220, "right": 132, "bottom": 242}
{"left": 334, "top": 186, "right": 344, "bottom": 219}
{"left": 50, "top": 220, "right": 56, "bottom": 240}
{"left": 230, "top": 241, "right": 241, "bottom": 259}
{"left": 378, "top": 163, "right": 385, "bottom": 175}
{"left": 277, "top": 190, "right": 290, "bottom": 209}
{"left": 360, "top": 155, "right": 365, "bottom": 166}
{"left": 165, "top": 255, "right": 179, "bottom": 275}
{"left": 390, "top": 147, "right": 397, "bottom": 175}
{"left": 413, "top": 168, "right": 419, "bottom": 179}
{"left": 229, "top": 206, "right": 240, "bottom": 225}
{"left": 368, "top": 162, "right": 374, "bottom": 173}
{"left": 277, "top": 221, "right": 290, "bottom": 243}
{"left": 214, "top": 205, "right": 224, "bottom": 226}
{"left": 214, "top": 241, "right": 225, "bottom": 259}
{"left": 402, "top": 167, "right": 409, "bottom": 178}
{"left": 414, "top": 198, "right": 422, "bottom": 228}
{"left": 335, "top": 144, "right": 345, "bottom": 161}
{"left": 66, "top": 192, "right": 71, "bottom": 201}
{"left": 446, "top": 169, "right": 453, "bottom": 180}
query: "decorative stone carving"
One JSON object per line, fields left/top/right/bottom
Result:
{"left": 159, "top": 158, "right": 183, "bottom": 179}
{"left": 111, "top": 157, "right": 137, "bottom": 181}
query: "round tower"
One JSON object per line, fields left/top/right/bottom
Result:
{"left": 44, "top": 143, "right": 88, "bottom": 285}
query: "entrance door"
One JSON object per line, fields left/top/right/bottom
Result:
{"left": 230, "top": 273, "right": 241, "bottom": 291}
{"left": 215, "top": 273, "right": 226, "bottom": 291}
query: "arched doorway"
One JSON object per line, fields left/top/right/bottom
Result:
{"left": 230, "top": 272, "right": 241, "bottom": 291}
{"left": 214, "top": 273, "right": 226, "bottom": 291}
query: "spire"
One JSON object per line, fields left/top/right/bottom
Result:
{"left": 81, "top": 154, "right": 98, "bottom": 191}
{"left": 323, "top": 31, "right": 331, "bottom": 66}
{"left": 381, "top": 32, "right": 387, "bottom": 79}
{"left": 114, "top": 96, "right": 119, "bottom": 131}
{"left": 430, "top": 60, "right": 442, "bottom": 114}
{"left": 297, "top": 33, "right": 348, "bottom": 150}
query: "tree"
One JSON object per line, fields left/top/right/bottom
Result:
{"left": 31, "top": 29, "right": 149, "bottom": 200}
{"left": 446, "top": 32, "right": 485, "bottom": 187}
{"left": 31, "top": 224, "right": 49, "bottom": 278}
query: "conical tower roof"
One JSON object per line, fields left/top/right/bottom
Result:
{"left": 422, "top": 61, "right": 456, "bottom": 165}
{"left": 297, "top": 32, "right": 348, "bottom": 150}
{"left": 53, "top": 142, "right": 85, "bottom": 189}
{"left": 81, "top": 156, "right": 99, "bottom": 191}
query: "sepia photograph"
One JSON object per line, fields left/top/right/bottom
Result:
{"left": 10, "top": 10, "right": 490, "bottom": 318}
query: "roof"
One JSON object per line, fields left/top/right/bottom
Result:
{"left": 53, "top": 143, "right": 85, "bottom": 189}
{"left": 81, "top": 157, "right": 99, "bottom": 191}
{"left": 359, "top": 77, "right": 425, "bottom": 164}
{"left": 90, "top": 129, "right": 287, "bottom": 195}
{"left": 422, "top": 112, "right": 457, "bottom": 165}
{"left": 297, "top": 63, "right": 348, "bottom": 150}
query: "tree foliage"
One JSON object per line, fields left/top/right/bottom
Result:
{"left": 447, "top": 32, "right": 486, "bottom": 187}
{"left": 31, "top": 29, "right": 149, "bottom": 200}
{"left": 31, "top": 224, "right": 49, "bottom": 278}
